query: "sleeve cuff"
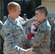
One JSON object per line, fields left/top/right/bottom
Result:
{"left": 15, "top": 45, "right": 25, "bottom": 54}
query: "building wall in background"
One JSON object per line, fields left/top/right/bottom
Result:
{"left": 41, "top": 0, "right": 55, "bottom": 19}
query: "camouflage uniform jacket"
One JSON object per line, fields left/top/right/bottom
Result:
{"left": 29, "top": 19, "right": 51, "bottom": 54}
{"left": 2, "top": 16, "right": 27, "bottom": 54}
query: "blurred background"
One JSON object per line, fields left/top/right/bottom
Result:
{"left": 0, "top": 0, "right": 55, "bottom": 20}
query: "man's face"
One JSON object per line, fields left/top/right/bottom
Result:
{"left": 35, "top": 10, "right": 45, "bottom": 21}
{"left": 11, "top": 6, "right": 21, "bottom": 19}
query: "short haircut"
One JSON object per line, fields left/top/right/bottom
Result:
{"left": 35, "top": 6, "right": 48, "bottom": 17}
{"left": 7, "top": 2, "right": 20, "bottom": 11}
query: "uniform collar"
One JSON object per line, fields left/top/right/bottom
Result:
{"left": 41, "top": 18, "right": 46, "bottom": 24}
{"left": 8, "top": 15, "right": 17, "bottom": 25}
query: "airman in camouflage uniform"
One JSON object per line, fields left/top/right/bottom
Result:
{"left": 29, "top": 6, "right": 51, "bottom": 54}
{"left": 1, "top": 2, "right": 35, "bottom": 54}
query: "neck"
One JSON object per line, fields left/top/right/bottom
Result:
{"left": 9, "top": 14, "right": 16, "bottom": 20}
{"left": 41, "top": 17, "right": 46, "bottom": 22}
{"left": 41, "top": 18, "right": 46, "bottom": 24}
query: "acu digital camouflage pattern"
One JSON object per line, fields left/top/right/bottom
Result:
{"left": 22, "top": 18, "right": 35, "bottom": 36}
{"left": 2, "top": 16, "right": 27, "bottom": 54}
{"left": 29, "top": 19, "right": 51, "bottom": 54}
